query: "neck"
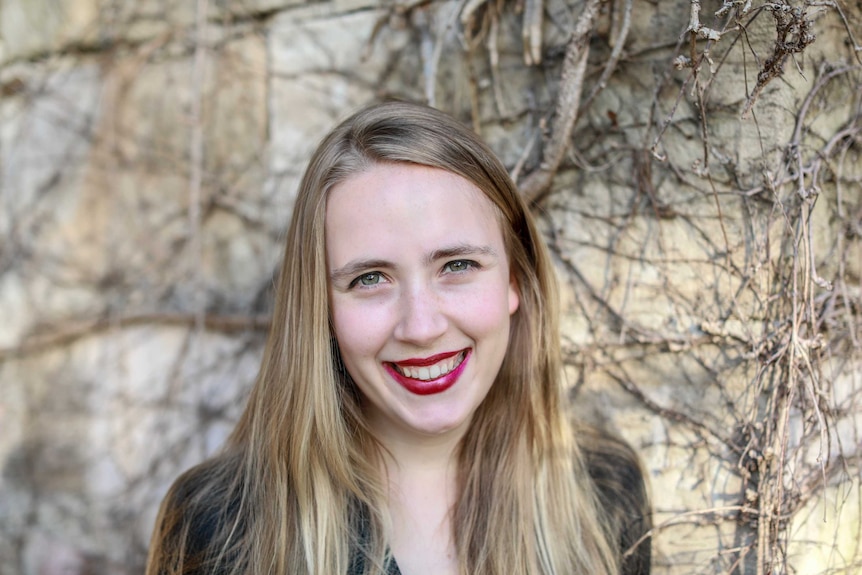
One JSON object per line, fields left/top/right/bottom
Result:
{"left": 373, "top": 426, "right": 462, "bottom": 575}
{"left": 368, "top": 418, "right": 469, "bottom": 481}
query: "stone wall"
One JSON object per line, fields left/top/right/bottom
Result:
{"left": 1, "top": 1, "right": 860, "bottom": 573}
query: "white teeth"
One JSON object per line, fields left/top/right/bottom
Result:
{"left": 396, "top": 351, "right": 465, "bottom": 381}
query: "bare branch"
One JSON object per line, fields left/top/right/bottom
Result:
{"left": 519, "top": 0, "right": 605, "bottom": 203}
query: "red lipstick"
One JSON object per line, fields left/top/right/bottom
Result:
{"left": 385, "top": 349, "right": 470, "bottom": 396}
{"left": 395, "top": 350, "right": 462, "bottom": 367}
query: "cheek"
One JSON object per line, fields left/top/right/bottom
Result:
{"left": 331, "top": 301, "right": 389, "bottom": 365}
{"left": 458, "top": 286, "right": 514, "bottom": 336}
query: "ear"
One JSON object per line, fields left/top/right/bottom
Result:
{"left": 508, "top": 274, "right": 520, "bottom": 315}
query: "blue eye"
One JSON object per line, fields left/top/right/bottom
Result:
{"left": 351, "top": 272, "right": 383, "bottom": 288}
{"left": 444, "top": 260, "right": 474, "bottom": 273}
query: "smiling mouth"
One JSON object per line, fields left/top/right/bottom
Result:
{"left": 390, "top": 350, "right": 467, "bottom": 381}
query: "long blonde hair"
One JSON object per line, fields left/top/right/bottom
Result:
{"left": 146, "top": 101, "right": 620, "bottom": 575}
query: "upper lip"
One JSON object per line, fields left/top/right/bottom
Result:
{"left": 392, "top": 349, "right": 466, "bottom": 367}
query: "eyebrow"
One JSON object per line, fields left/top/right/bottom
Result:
{"left": 429, "top": 243, "right": 498, "bottom": 263}
{"left": 329, "top": 243, "right": 499, "bottom": 284}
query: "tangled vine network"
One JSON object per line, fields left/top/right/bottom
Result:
{"left": 0, "top": 0, "right": 859, "bottom": 573}
{"left": 390, "top": 0, "right": 862, "bottom": 572}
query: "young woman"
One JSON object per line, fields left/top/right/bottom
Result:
{"left": 146, "top": 101, "right": 651, "bottom": 575}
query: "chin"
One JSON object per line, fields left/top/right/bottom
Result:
{"left": 405, "top": 411, "right": 473, "bottom": 438}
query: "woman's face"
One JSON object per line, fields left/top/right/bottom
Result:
{"left": 326, "top": 163, "right": 519, "bottom": 443}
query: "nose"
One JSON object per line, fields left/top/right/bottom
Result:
{"left": 393, "top": 283, "right": 448, "bottom": 346}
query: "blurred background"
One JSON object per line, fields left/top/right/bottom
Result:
{"left": 0, "top": 0, "right": 860, "bottom": 573}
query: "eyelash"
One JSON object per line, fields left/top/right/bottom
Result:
{"left": 348, "top": 260, "right": 479, "bottom": 289}
{"left": 443, "top": 259, "right": 478, "bottom": 273}
{"left": 349, "top": 272, "right": 385, "bottom": 289}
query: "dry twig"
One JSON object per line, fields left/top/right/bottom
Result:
{"left": 518, "top": 0, "right": 605, "bottom": 202}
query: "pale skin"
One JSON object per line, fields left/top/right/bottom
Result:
{"left": 326, "top": 163, "right": 519, "bottom": 575}
{"left": 381, "top": 426, "right": 461, "bottom": 574}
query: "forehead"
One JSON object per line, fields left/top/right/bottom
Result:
{"left": 324, "top": 163, "right": 507, "bottom": 260}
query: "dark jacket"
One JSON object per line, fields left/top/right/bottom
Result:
{"left": 152, "top": 430, "right": 651, "bottom": 575}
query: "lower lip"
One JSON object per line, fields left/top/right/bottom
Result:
{"left": 385, "top": 351, "right": 470, "bottom": 396}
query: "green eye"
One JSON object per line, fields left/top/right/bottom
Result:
{"left": 353, "top": 272, "right": 382, "bottom": 287}
{"left": 444, "top": 260, "right": 472, "bottom": 273}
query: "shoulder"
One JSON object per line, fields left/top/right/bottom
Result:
{"left": 146, "top": 454, "right": 245, "bottom": 575}
{"left": 578, "top": 425, "right": 652, "bottom": 575}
